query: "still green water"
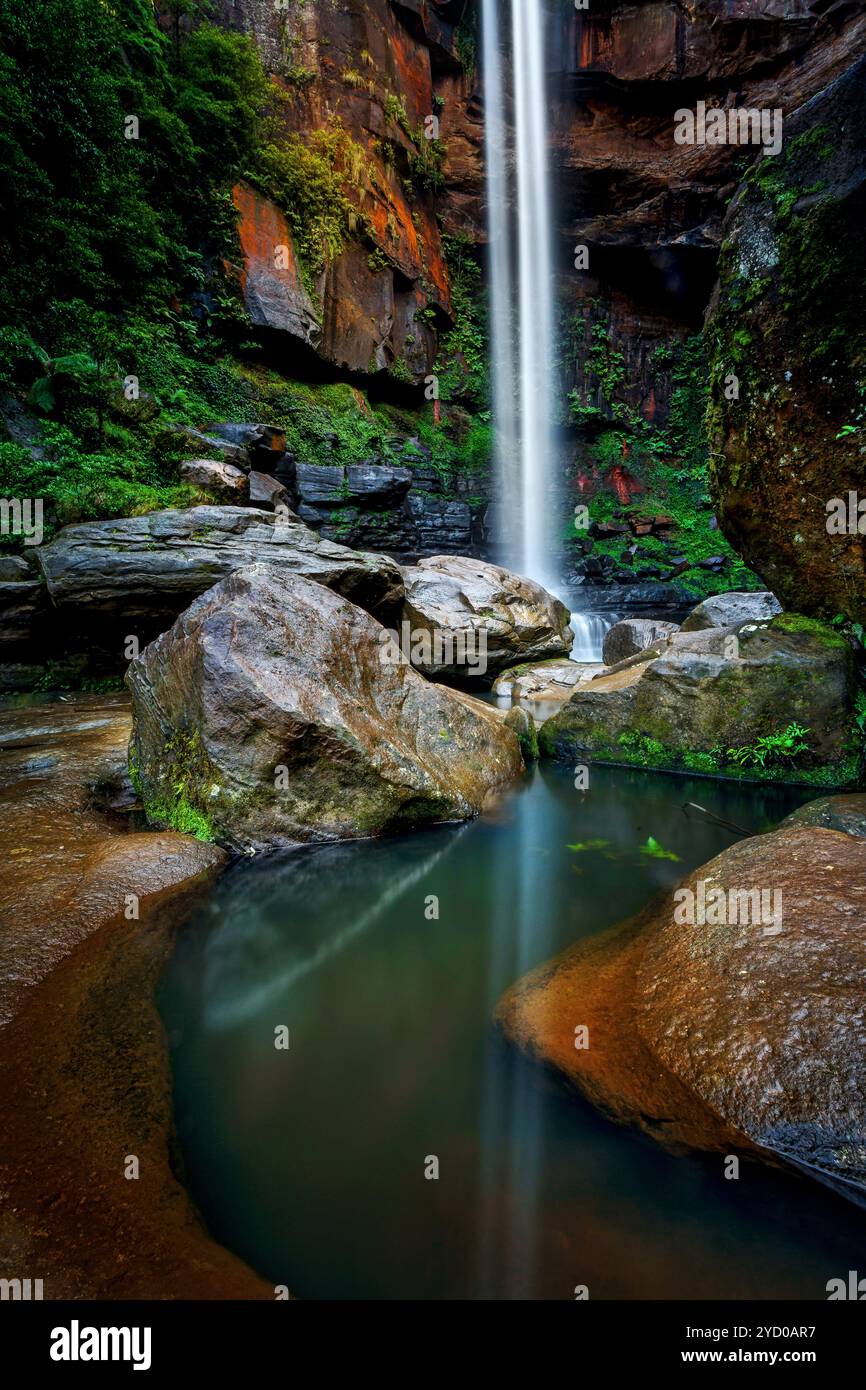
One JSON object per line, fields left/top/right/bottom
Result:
{"left": 160, "top": 764, "right": 866, "bottom": 1299}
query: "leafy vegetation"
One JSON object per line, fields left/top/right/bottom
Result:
{"left": 722, "top": 723, "right": 812, "bottom": 770}
{"left": 563, "top": 315, "right": 761, "bottom": 597}
{"left": 0, "top": 0, "right": 490, "bottom": 552}
{"left": 639, "top": 837, "right": 680, "bottom": 862}
{"left": 254, "top": 120, "right": 374, "bottom": 294}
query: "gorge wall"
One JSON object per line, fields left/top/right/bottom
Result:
{"left": 549, "top": 0, "right": 866, "bottom": 602}
{"left": 202, "top": 0, "right": 865, "bottom": 612}
{"left": 553, "top": 0, "right": 866, "bottom": 422}
{"left": 208, "top": 0, "right": 477, "bottom": 380}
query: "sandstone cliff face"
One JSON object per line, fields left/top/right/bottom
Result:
{"left": 705, "top": 54, "right": 866, "bottom": 624}
{"left": 211, "top": 0, "right": 475, "bottom": 382}
{"left": 553, "top": 0, "right": 866, "bottom": 425}
{"left": 206, "top": 1, "right": 866, "bottom": 615}
{"left": 207, "top": 1, "right": 866, "bottom": 424}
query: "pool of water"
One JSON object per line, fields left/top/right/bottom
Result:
{"left": 160, "top": 764, "right": 866, "bottom": 1300}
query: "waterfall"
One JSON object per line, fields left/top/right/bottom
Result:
{"left": 481, "top": 0, "right": 517, "bottom": 564}
{"left": 569, "top": 611, "right": 617, "bottom": 664}
{"left": 483, "top": 0, "right": 559, "bottom": 593}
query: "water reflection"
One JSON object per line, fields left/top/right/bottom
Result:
{"left": 197, "top": 830, "right": 467, "bottom": 1032}
{"left": 161, "top": 765, "right": 866, "bottom": 1300}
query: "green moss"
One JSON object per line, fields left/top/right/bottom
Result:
{"left": 144, "top": 795, "right": 216, "bottom": 843}
{"left": 434, "top": 234, "right": 489, "bottom": 410}
{"left": 137, "top": 727, "right": 218, "bottom": 844}
{"left": 563, "top": 321, "right": 761, "bottom": 598}
{"left": 543, "top": 730, "right": 858, "bottom": 789}
{"left": 505, "top": 708, "right": 539, "bottom": 763}
{"left": 128, "top": 742, "right": 143, "bottom": 798}
{"left": 540, "top": 702, "right": 861, "bottom": 788}
{"left": 772, "top": 613, "right": 848, "bottom": 649}
{"left": 254, "top": 119, "right": 374, "bottom": 295}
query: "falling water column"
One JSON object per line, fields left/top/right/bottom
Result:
{"left": 481, "top": 0, "right": 518, "bottom": 568}
{"left": 511, "top": 0, "right": 557, "bottom": 589}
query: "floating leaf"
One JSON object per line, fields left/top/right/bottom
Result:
{"left": 640, "top": 836, "right": 680, "bottom": 861}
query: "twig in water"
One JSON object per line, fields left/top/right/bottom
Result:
{"left": 681, "top": 802, "right": 753, "bottom": 838}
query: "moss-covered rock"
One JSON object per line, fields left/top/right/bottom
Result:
{"left": 540, "top": 613, "right": 860, "bottom": 787}
{"left": 504, "top": 705, "right": 539, "bottom": 763}
{"left": 705, "top": 55, "right": 866, "bottom": 625}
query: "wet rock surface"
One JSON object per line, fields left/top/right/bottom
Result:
{"left": 128, "top": 564, "right": 524, "bottom": 851}
{"left": 0, "top": 695, "right": 267, "bottom": 1297}
{"left": 492, "top": 659, "right": 606, "bottom": 717}
{"left": 706, "top": 54, "right": 866, "bottom": 624}
{"left": 35, "top": 505, "right": 404, "bottom": 623}
{"left": 400, "top": 555, "right": 574, "bottom": 681}
{"left": 0, "top": 696, "right": 223, "bottom": 1025}
{"left": 498, "top": 818, "right": 866, "bottom": 1203}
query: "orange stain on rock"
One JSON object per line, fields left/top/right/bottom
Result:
{"left": 232, "top": 181, "right": 307, "bottom": 299}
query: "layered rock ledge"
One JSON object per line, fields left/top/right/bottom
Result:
{"left": 34, "top": 505, "right": 404, "bottom": 624}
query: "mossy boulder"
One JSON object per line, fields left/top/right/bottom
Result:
{"left": 504, "top": 706, "right": 539, "bottom": 763}
{"left": 498, "top": 825, "right": 866, "bottom": 1202}
{"left": 127, "top": 565, "right": 523, "bottom": 852}
{"left": 540, "top": 613, "right": 859, "bottom": 785}
{"left": 705, "top": 54, "right": 866, "bottom": 625}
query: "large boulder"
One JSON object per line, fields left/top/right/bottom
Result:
{"left": 498, "top": 822, "right": 866, "bottom": 1202}
{"left": 602, "top": 617, "right": 679, "bottom": 665}
{"left": 706, "top": 55, "right": 866, "bottom": 625}
{"left": 127, "top": 565, "right": 524, "bottom": 852}
{"left": 34, "top": 506, "right": 403, "bottom": 623}
{"left": 541, "top": 614, "right": 859, "bottom": 783}
{"left": 680, "top": 591, "right": 781, "bottom": 633}
{"left": 400, "top": 556, "right": 574, "bottom": 682}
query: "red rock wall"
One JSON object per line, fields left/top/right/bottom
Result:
{"left": 213, "top": 0, "right": 866, "bottom": 427}
{"left": 211, "top": 0, "right": 476, "bottom": 382}
{"left": 549, "top": 0, "right": 866, "bottom": 424}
